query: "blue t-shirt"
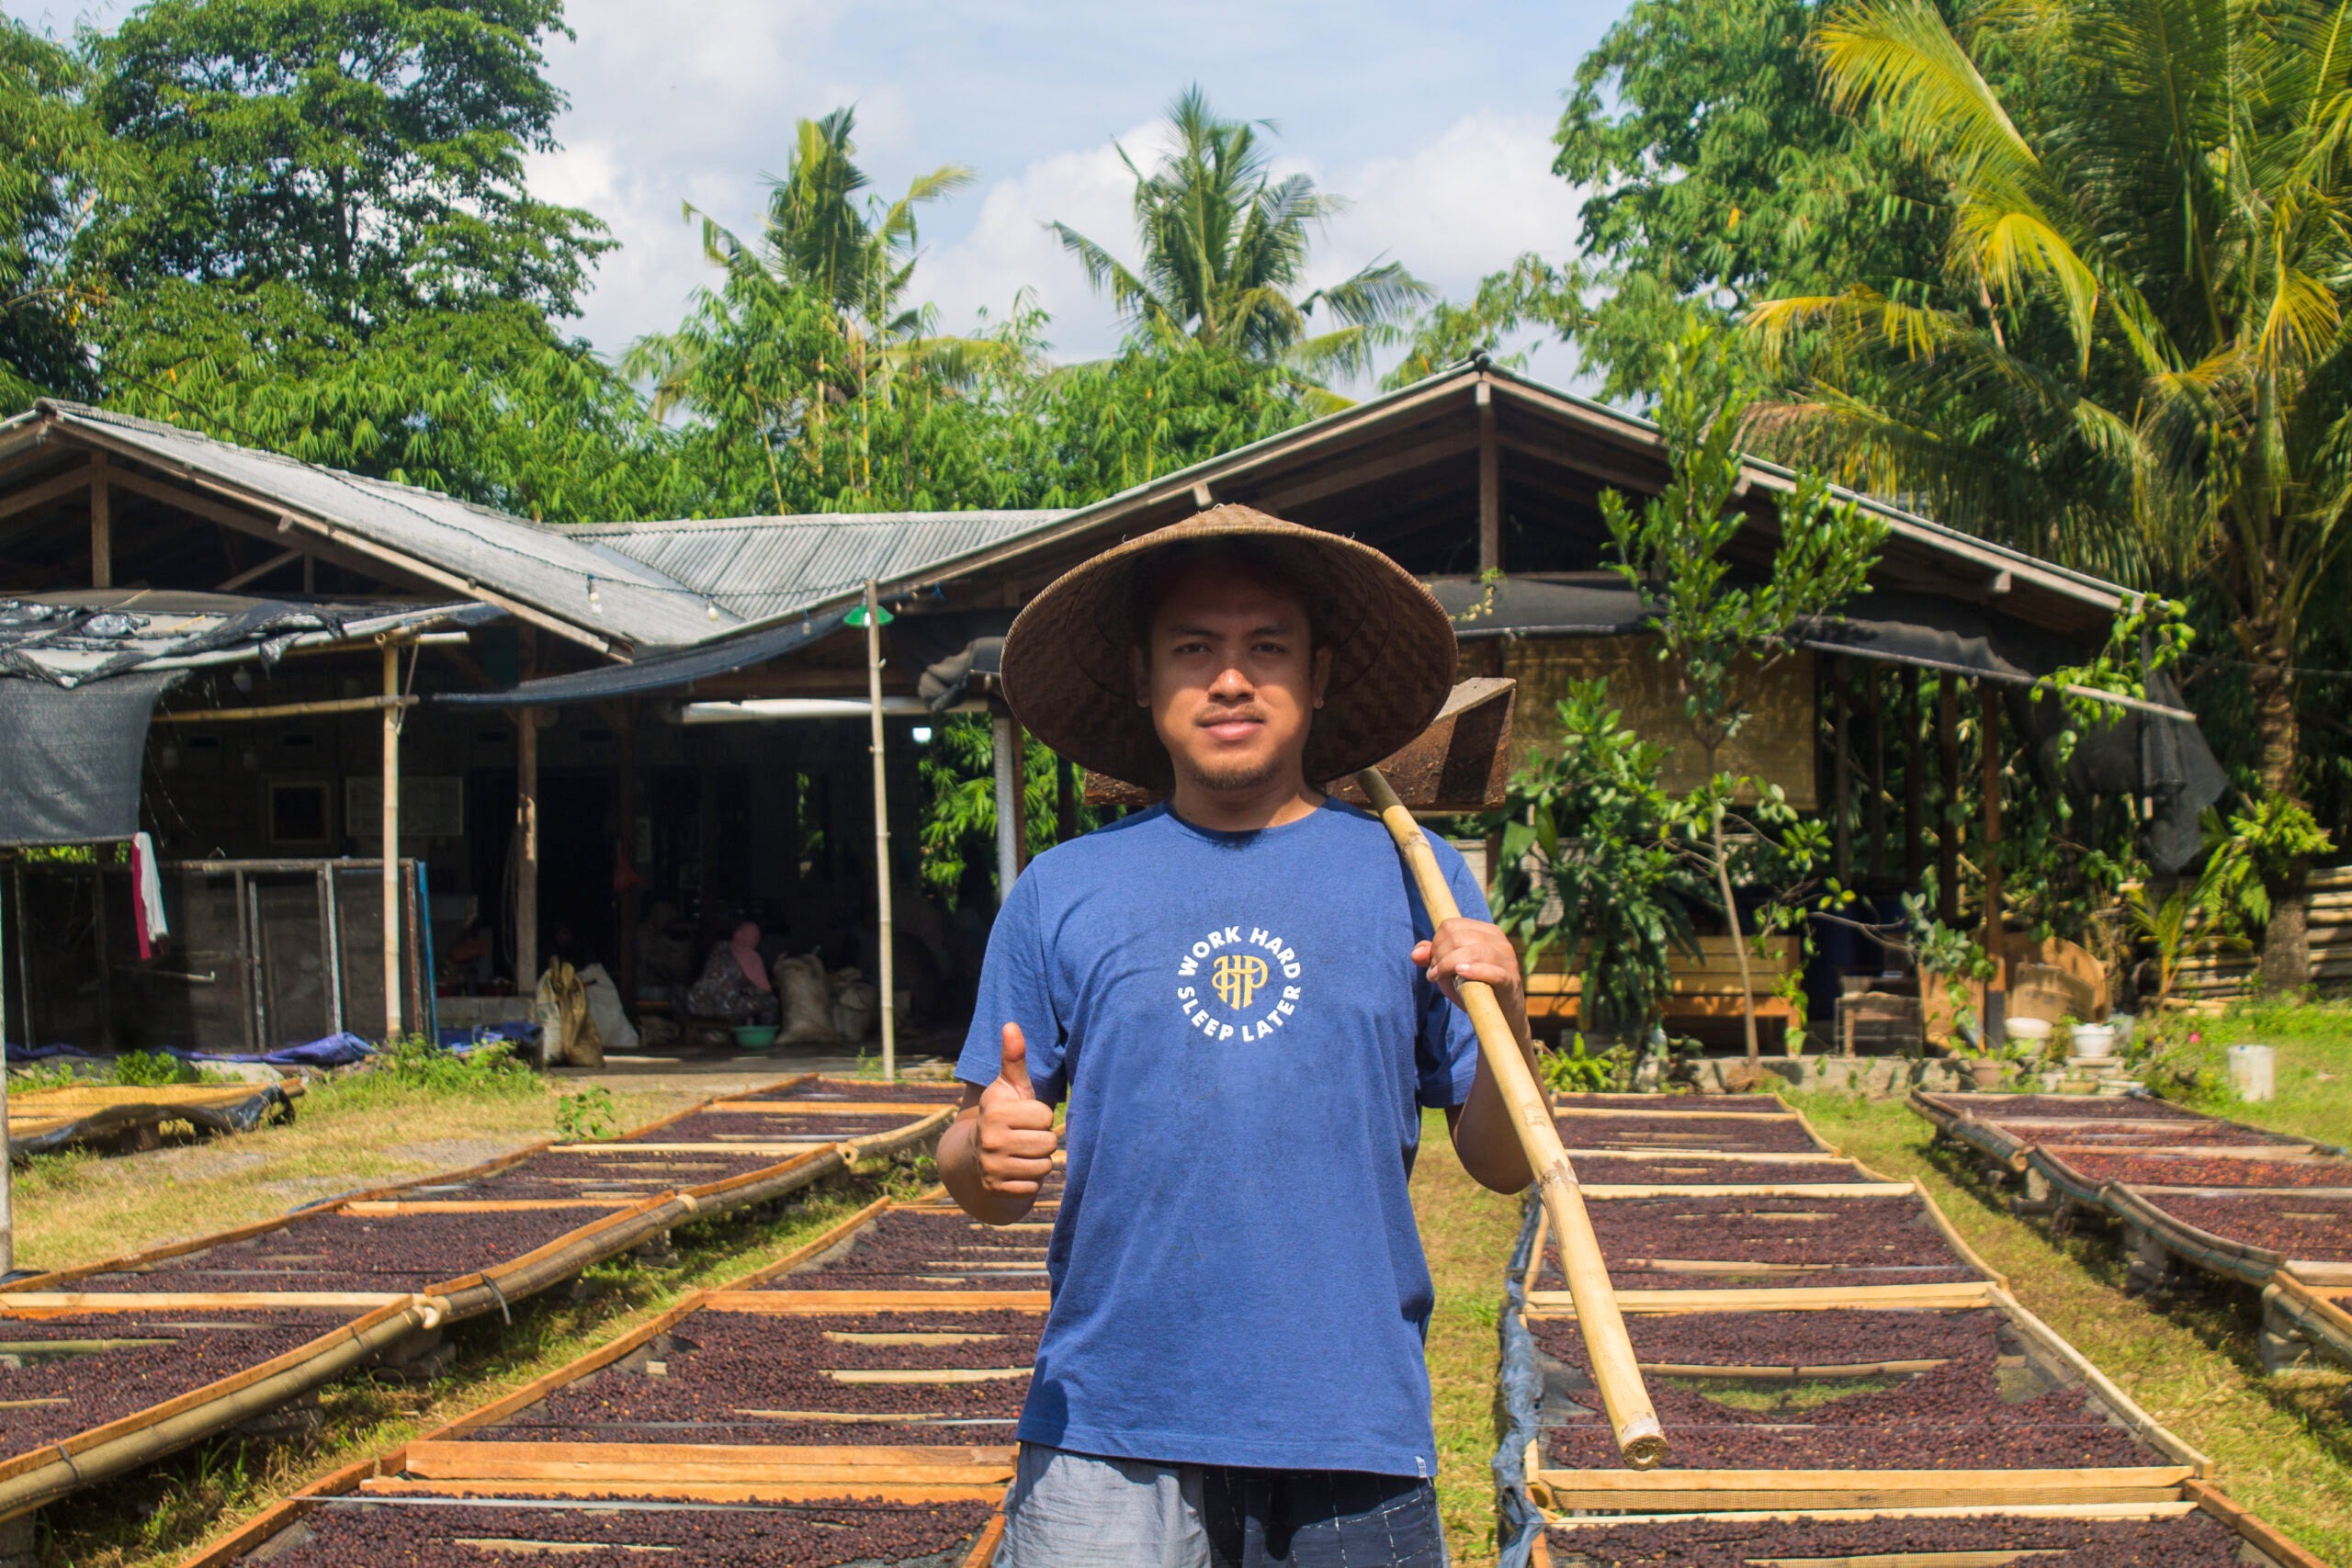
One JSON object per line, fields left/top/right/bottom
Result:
{"left": 954, "top": 796, "right": 1487, "bottom": 1476}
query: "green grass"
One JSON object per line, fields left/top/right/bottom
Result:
{"left": 1411, "top": 1108, "right": 1524, "bottom": 1568}
{"left": 2148, "top": 998, "right": 2352, "bottom": 1148}
{"left": 1790, "top": 1088, "right": 2352, "bottom": 1564}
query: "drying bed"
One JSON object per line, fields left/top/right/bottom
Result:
{"left": 2045, "top": 1150, "right": 2352, "bottom": 1191}
{"left": 1532, "top": 1196, "right": 1968, "bottom": 1284}
{"left": 623, "top": 1110, "right": 923, "bottom": 1145}
{"left": 2128, "top": 1192, "right": 2352, "bottom": 1263}
{"left": 0, "top": 1309, "right": 350, "bottom": 1452}
{"left": 1550, "top": 1094, "right": 1792, "bottom": 1115}
{"left": 1552, "top": 1116, "right": 1825, "bottom": 1155}
{"left": 0, "top": 1075, "right": 956, "bottom": 1523}
{"left": 1923, "top": 1092, "right": 2206, "bottom": 1122}
{"left": 777, "top": 1212, "right": 1051, "bottom": 1292}
{"left": 1563, "top": 1156, "right": 1869, "bottom": 1188}
{"left": 71, "top": 1206, "right": 632, "bottom": 1295}
{"left": 1538, "top": 1507, "right": 2254, "bottom": 1566}
{"left": 480, "top": 1307, "right": 1035, "bottom": 1443}
{"left": 1530, "top": 1307, "right": 2151, "bottom": 1471}
{"left": 737, "top": 1081, "right": 967, "bottom": 1104}
{"left": 224, "top": 1495, "right": 997, "bottom": 1567}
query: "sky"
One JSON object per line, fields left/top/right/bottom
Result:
{"left": 4, "top": 0, "right": 1627, "bottom": 389}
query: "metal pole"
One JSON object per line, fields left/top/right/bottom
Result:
{"left": 993, "top": 716, "right": 1020, "bottom": 905}
{"left": 864, "top": 582, "right": 897, "bottom": 1083}
{"left": 381, "top": 645, "right": 403, "bottom": 1040}
{"left": 515, "top": 710, "right": 538, "bottom": 992}
{"left": 0, "top": 862, "right": 15, "bottom": 1274}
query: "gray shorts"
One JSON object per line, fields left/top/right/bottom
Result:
{"left": 996, "top": 1442, "right": 1449, "bottom": 1567}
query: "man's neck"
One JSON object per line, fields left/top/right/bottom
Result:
{"left": 1166, "top": 769, "right": 1325, "bottom": 834}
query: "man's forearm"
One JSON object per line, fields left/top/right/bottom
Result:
{"left": 941, "top": 1113, "right": 1039, "bottom": 1225}
{"left": 1451, "top": 996, "right": 1542, "bottom": 1194}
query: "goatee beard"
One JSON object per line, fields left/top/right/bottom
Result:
{"left": 1180, "top": 750, "right": 1290, "bottom": 795}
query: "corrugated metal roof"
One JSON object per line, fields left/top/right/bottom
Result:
{"left": 0, "top": 591, "right": 492, "bottom": 687}
{"left": 569, "top": 512, "right": 1069, "bottom": 621}
{"left": 2, "top": 402, "right": 740, "bottom": 650}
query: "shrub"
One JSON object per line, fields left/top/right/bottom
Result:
{"left": 319, "top": 1033, "right": 538, "bottom": 1107}
{"left": 554, "top": 1084, "right": 620, "bottom": 1141}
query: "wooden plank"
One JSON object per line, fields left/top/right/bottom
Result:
{"left": 0, "top": 1291, "right": 412, "bottom": 1311}
{"left": 554, "top": 1142, "right": 834, "bottom": 1156}
{"left": 331, "top": 1213, "right": 639, "bottom": 1222}
{"left": 1531, "top": 1467, "right": 2190, "bottom": 1512}
{"left": 823, "top": 1368, "right": 1030, "bottom": 1385}
{"left": 1747, "top": 1552, "right": 2054, "bottom": 1567}
{"left": 406, "top": 1438, "right": 1014, "bottom": 1480}
{"left": 1585, "top": 1184, "right": 1915, "bottom": 1200}
{"left": 2047, "top": 1142, "right": 2313, "bottom": 1160}
{"left": 1562, "top": 1150, "right": 1851, "bottom": 1166}
{"left": 357, "top": 1477, "right": 1007, "bottom": 1504}
{"left": 707, "top": 1100, "right": 957, "bottom": 1115}
{"left": 1639, "top": 1359, "right": 1950, "bottom": 1381}
{"left": 1555, "top": 1106, "right": 1802, "bottom": 1122}
{"left": 401, "top": 1456, "right": 1015, "bottom": 1485}
{"left": 1542, "top": 1503, "right": 2196, "bottom": 1528}
{"left": 703, "top": 1290, "right": 1051, "bottom": 1314}
{"left": 1527, "top": 1281, "right": 1998, "bottom": 1314}
{"left": 2186, "top": 1477, "right": 2339, "bottom": 1568}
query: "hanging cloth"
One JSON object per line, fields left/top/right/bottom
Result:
{"left": 130, "top": 831, "right": 168, "bottom": 959}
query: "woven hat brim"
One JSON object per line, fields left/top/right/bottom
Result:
{"left": 999, "top": 508, "right": 1459, "bottom": 792}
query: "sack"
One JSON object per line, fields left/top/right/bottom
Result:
{"left": 775, "top": 953, "right": 834, "bottom": 1043}
{"left": 532, "top": 961, "right": 604, "bottom": 1069}
{"left": 574, "top": 962, "right": 635, "bottom": 1061}
{"left": 830, "top": 964, "right": 878, "bottom": 1043}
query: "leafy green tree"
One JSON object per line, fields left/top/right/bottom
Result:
{"left": 0, "top": 21, "right": 121, "bottom": 403}
{"left": 1753, "top": 0, "right": 2352, "bottom": 800}
{"left": 102, "top": 283, "right": 680, "bottom": 520}
{"left": 1487, "top": 681, "right": 1704, "bottom": 1037}
{"left": 1553, "top": 0, "right": 1949, "bottom": 398}
{"left": 916, "top": 717, "right": 1098, "bottom": 900}
{"left": 1053, "top": 85, "right": 1429, "bottom": 395}
{"left": 1380, "top": 254, "right": 1585, "bottom": 391}
{"left": 627, "top": 107, "right": 1022, "bottom": 517}
{"left": 1606, "top": 330, "right": 1886, "bottom": 1059}
{"left": 92, "top": 0, "right": 606, "bottom": 322}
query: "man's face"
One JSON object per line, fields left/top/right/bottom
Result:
{"left": 1132, "top": 559, "right": 1331, "bottom": 795}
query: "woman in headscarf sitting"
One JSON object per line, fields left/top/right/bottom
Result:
{"left": 687, "top": 921, "right": 779, "bottom": 1025}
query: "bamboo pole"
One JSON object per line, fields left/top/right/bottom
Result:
{"left": 381, "top": 645, "right": 403, "bottom": 1040}
{"left": 0, "top": 862, "right": 13, "bottom": 1273}
{"left": 864, "top": 582, "right": 897, "bottom": 1082}
{"left": 1354, "top": 766, "right": 1664, "bottom": 1469}
{"left": 153, "top": 694, "right": 418, "bottom": 724}
{"left": 992, "top": 715, "right": 1021, "bottom": 902}
{"left": 515, "top": 709, "right": 538, "bottom": 992}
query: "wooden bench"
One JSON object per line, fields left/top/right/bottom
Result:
{"left": 1524, "top": 935, "right": 1802, "bottom": 1037}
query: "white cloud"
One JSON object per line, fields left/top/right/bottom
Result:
{"left": 1317, "top": 110, "right": 1582, "bottom": 299}
{"left": 917, "top": 124, "right": 1157, "bottom": 363}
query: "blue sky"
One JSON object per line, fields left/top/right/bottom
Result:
{"left": 5, "top": 0, "right": 1627, "bottom": 386}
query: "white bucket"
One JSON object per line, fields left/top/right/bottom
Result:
{"left": 2069, "top": 1023, "right": 2116, "bottom": 1061}
{"left": 2227, "top": 1043, "right": 2277, "bottom": 1103}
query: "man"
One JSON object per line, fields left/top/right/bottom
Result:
{"left": 941, "top": 507, "right": 1541, "bottom": 1566}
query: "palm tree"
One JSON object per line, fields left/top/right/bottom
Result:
{"left": 1747, "top": 0, "right": 2352, "bottom": 796}
{"left": 629, "top": 107, "right": 1001, "bottom": 423}
{"left": 1052, "top": 85, "right": 1430, "bottom": 392}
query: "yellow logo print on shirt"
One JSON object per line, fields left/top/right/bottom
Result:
{"left": 1175, "top": 925, "right": 1304, "bottom": 1043}
{"left": 1212, "top": 953, "right": 1268, "bottom": 1010}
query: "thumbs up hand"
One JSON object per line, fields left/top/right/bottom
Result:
{"left": 973, "top": 1022, "right": 1058, "bottom": 1197}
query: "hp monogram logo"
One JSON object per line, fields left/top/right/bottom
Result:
{"left": 1212, "top": 953, "right": 1269, "bottom": 1010}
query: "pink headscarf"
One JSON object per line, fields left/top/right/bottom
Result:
{"left": 730, "top": 922, "right": 772, "bottom": 992}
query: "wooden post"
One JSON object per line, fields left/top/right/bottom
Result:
{"left": 614, "top": 702, "right": 639, "bottom": 1010}
{"left": 1865, "top": 665, "right": 1888, "bottom": 886}
{"left": 0, "top": 863, "right": 14, "bottom": 1273}
{"left": 1937, "top": 673, "right": 1961, "bottom": 925}
{"left": 1902, "top": 669, "right": 1926, "bottom": 892}
{"left": 1056, "top": 755, "right": 1077, "bottom": 844}
{"left": 1476, "top": 379, "right": 1501, "bottom": 574}
{"left": 992, "top": 714, "right": 1023, "bottom": 901}
{"left": 1830, "top": 661, "right": 1852, "bottom": 881}
{"left": 514, "top": 709, "right": 539, "bottom": 992}
{"left": 863, "top": 582, "right": 897, "bottom": 1081}
{"left": 89, "top": 451, "right": 110, "bottom": 590}
{"left": 381, "top": 644, "right": 403, "bottom": 1040}
{"left": 1979, "top": 682, "right": 2005, "bottom": 1008}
